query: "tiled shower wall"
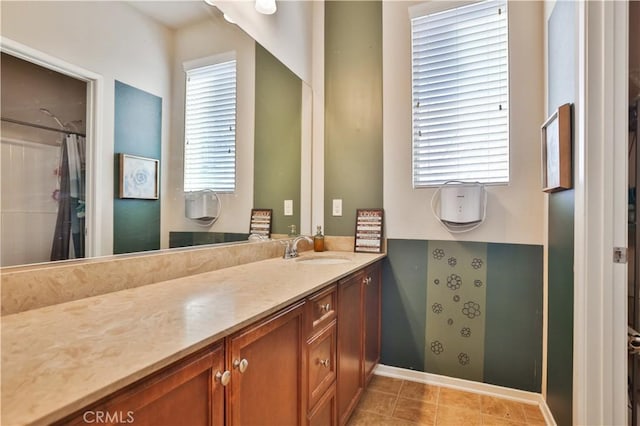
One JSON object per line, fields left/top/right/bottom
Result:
{"left": 381, "top": 239, "right": 543, "bottom": 393}
{"left": 1, "top": 140, "right": 60, "bottom": 266}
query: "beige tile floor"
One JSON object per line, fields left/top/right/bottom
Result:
{"left": 347, "top": 375, "right": 548, "bottom": 426}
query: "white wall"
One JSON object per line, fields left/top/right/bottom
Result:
{"left": 167, "top": 16, "right": 256, "bottom": 239}
{"left": 1, "top": 1, "right": 173, "bottom": 257}
{"left": 212, "top": 0, "right": 313, "bottom": 84}
{"left": 382, "top": 0, "right": 545, "bottom": 245}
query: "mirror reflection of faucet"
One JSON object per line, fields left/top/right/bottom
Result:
{"left": 282, "top": 235, "right": 313, "bottom": 259}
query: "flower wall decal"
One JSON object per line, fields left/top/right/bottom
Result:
{"left": 426, "top": 241, "right": 487, "bottom": 382}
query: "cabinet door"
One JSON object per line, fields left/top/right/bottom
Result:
{"left": 59, "top": 344, "right": 225, "bottom": 426}
{"left": 363, "top": 262, "right": 382, "bottom": 384}
{"left": 227, "top": 302, "right": 305, "bottom": 426}
{"left": 337, "top": 272, "right": 364, "bottom": 425}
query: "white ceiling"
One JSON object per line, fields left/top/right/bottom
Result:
{"left": 126, "top": 0, "right": 217, "bottom": 30}
{"left": 0, "top": 1, "right": 225, "bottom": 144}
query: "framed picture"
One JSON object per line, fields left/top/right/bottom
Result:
{"left": 249, "top": 209, "right": 273, "bottom": 237}
{"left": 354, "top": 209, "right": 384, "bottom": 253}
{"left": 541, "top": 103, "right": 572, "bottom": 193}
{"left": 118, "top": 154, "right": 160, "bottom": 199}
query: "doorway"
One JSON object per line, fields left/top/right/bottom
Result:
{"left": 629, "top": 2, "right": 640, "bottom": 424}
{"left": 1, "top": 52, "right": 87, "bottom": 266}
{"left": 0, "top": 39, "right": 100, "bottom": 266}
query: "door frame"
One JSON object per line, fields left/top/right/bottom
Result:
{"left": 1, "top": 37, "right": 104, "bottom": 259}
{"left": 573, "top": 1, "right": 628, "bottom": 424}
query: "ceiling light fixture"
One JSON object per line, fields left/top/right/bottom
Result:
{"left": 202, "top": 1, "right": 236, "bottom": 24}
{"left": 255, "top": 0, "right": 276, "bottom": 15}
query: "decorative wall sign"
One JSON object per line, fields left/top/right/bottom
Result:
{"left": 249, "top": 209, "right": 273, "bottom": 237}
{"left": 541, "top": 103, "right": 572, "bottom": 193}
{"left": 354, "top": 209, "right": 384, "bottom": 253}
{"left": 118, "top": 154, "right": 159, "bottom": 200}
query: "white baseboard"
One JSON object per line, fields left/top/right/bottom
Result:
{"left": 374, "top": 364, "right": 556, "bottom": 426}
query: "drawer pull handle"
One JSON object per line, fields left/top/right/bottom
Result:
{"left": 215, "top": 370, "right": 231, "bottom": 386}
{"left": 320, "top": 303, "right": 331, "bottom": 312}
{"left": 319, "top": 359, "right": 330, "bottom": 368}
{"left": 363, "top": 276, "right": 372, "bottom": 285}
{"left": 233, "top": 358, "right": 249, "bottom": 373}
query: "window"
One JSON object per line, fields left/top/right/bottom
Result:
{"left": 184, "top": 58, "right": 237, "bottom": 192}
{"left": 411, "top": 0, "right": 509, "bottom": 187}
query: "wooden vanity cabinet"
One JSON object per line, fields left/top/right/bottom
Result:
{"left": 57, "top": 343, "right": 226, "bottom": 426}
{"left": 336, "top": 261, "right": 382, "bottom": 425}
{"left": 56, "top": 260, "right": 382, "bottom": 426}
{"left": 58, "top": 303, "right": 305, "bottom": 426}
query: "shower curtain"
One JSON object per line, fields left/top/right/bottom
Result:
{"left": 50, "top": 134, "right": 86, "bottom": 260}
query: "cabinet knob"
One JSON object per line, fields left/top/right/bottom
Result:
{"left": 233, "top": 358, "right": 249, "bottom": 373}
{"left": 363, "top": 276, "right": 372, "bottom": 285}
{"left": 320, "top": 303, "right": 331, "bottom": 313}
{"left": 319, "top": 359, "right": 330, "bottom": 368}
{"left": 215, "top": 370, "right": 231, "bottom": 386}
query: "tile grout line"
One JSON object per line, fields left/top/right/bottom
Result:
{"left": 433, "top": 385, "right": 441, "bottom": 426}
{"left": 389, "top": 379, "right": 403, "bottom": 420}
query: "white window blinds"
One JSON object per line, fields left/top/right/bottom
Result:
{"left": 411, "top": 0, "right": 509, "bottom": 187}
{"left": 184, "top": 59, "right": 237, "bottom": 192}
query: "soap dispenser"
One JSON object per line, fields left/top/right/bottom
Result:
{"left": 313, "top": 225, "right": 325, "bottom": 252}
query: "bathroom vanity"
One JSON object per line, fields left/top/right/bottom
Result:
{"left": 1, "top": 251, "right": 383, "bottom": 426}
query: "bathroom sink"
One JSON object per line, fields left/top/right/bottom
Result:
{"left": 295, "top": 255, "right": 352, "bottom": 265}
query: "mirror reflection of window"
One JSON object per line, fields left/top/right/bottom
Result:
{"left": 184, "top": 54, "right": 238, "bottom": 194}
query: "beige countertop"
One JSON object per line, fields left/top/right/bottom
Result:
{"left": 1, "top": 251, "right": 385, "bottom": 426}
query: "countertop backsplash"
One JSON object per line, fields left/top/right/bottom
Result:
{"left": 1, "top": 236, "right": 380, "bottom": 316}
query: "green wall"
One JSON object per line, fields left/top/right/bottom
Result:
{"left": 381, "top": 240, "right": 428, "bottom": 370}
{"left": 254, "top": 44, "right": 302, "bottom": 235}
{"left": 169, "top": 232, "right": 248, "bottom": 248}
{"left": 113, "top": 81, "right": 161, "bottom": 254}
{"left": 382, "top": 239, "right": 543, "bottom": 393}
{"left": 324, "top": 1, "right": 383, "bottom": 236}
{"left": 485, "top": 244, "right": 544, "bottom": 392}
{"left": 547, "top": 2, "right": 576, "bottom": 424}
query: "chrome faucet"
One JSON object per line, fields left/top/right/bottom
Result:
{"left": 283, "top": 235, "right": 313, "bottom": 259}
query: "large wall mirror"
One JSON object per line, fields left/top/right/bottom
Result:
{"left": 0, "top": 1, "right": 311, "bottom": 267}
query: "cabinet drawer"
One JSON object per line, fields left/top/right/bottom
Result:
{"left": 307, "top": 284, "right": 337, "bottom": 336}
{"left": 306, "top": 321, "right": 337, "bottom": 410}
{"left": 307, "top": 383, "right": 337, "bottom": 426}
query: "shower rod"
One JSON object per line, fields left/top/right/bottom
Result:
{"left": 1, "top": 116, "right": 86, "bottom": 137}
